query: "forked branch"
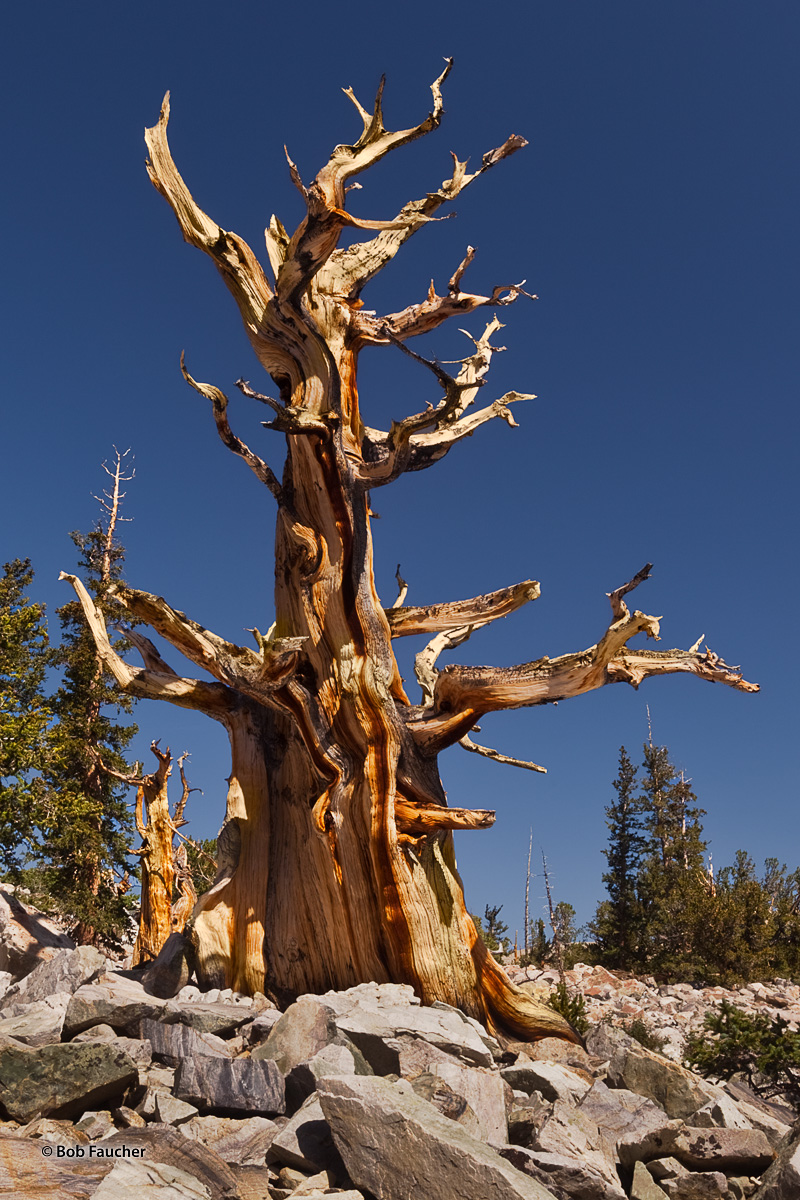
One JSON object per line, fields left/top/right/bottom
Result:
{"left": 353, "top": 246, "right": 534, "bottom": 346}
{"left": 405, "top": 566, "right": 759, "bottom": 755}
{"left": 360, "top": 318, "right": 532, "bottom": 485}
{"left": 59, "top": 573, "right": 232, "bottom": 717}
{"left": 110, "top": 583, "right": 305, "bottom": 700}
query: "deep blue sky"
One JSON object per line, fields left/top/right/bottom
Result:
{"left": 2, "top": 3, "right": 797, "bottom": 940}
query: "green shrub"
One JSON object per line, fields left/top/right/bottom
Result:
{"left": 623, "top": 1018, "right": 667, "bottom": 1053}
{"left": 547, "top": 982, "right": 589, "bottom": 1036}
{"left": 685, "top": 1000, "right": 800, "bottom": 1110}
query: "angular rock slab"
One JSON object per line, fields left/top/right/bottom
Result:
{"left": 0, "top": 993, "right": 70, "bottom": 1046}
{"left": 751, "top": 1117, "right": 800, "bottom": 1200}
{"left": 175, "top": 1055, "right": 285, "bottom": 1116}
{"left": 0, "top": 1133, "right": 110, "bottom": 1197}
{"left": 579, "top": 1080, "right": 672, "bottom": 1159}
{"left": 0, "top": 945, "right": 106, "bottom": 1010}
{"left": 182, "top": 1113, "right": 281, "bottom": 1165}
{"left": 140, "top": 1017, "right": 231, "bottom": 1065}
{"left": 619, "top": 1123, "right": 774, "bottom": 1174}
{"left": 0, "top": 888, "right": 74, "bottom": 980}
{"left": 534, "top": 1098, "right": 626, "bottom": 1197}
{"left": 270, "top": 1094, "right": 345, "bottom": 1175}
{"left": 586, "top": 1024, "right": 721, "bottom": 1121}
{"left": 427, "top": 1059, "right": 508, "bottom": 1143}
{"left": 92, "top": 1157, "right": 212, "bottom": 1199}
{"left": 99, "top": 1125, "right": 239, "bottom": 1200}
{"left": 318, "top": 1073, "right": 560, "bottom": 1199}
{"left": 630, "top": 1161, "right": 669, "bottom": 1199}
{"left": 64, "top": 973, "right": 169, "bottom": 1036}
{"left": 0, "top": 1038, "right": 138, "bottom": 1122}
{"left": 162, "top": 1000, "right": 256, "bottom": 1038}
{"left": 500, "top": 1145, "right": 626, "bottom": 1200}
{"left": 502, "top": 1060, "right": 591, "bottom": 1105}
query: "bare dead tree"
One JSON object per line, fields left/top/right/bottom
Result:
{"left": 61, "top": 65, "right": 757, "bottom": 1043}
{"left": 524, "top": 829, "right": 533, "bottom": 958}
{"left": 102, "top": 742, "right": 199, "bottom": 965}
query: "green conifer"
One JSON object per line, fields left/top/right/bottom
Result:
{"left": 0, "top": 559, "right": 51, "bottom": 872}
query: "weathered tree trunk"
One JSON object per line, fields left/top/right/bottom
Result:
{"left": 106, "top": 741, "right": 198, "bottom": 966}
{"left": 62, "top": 66, "right": 757, "bottom": 1042}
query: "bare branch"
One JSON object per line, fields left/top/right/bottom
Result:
{"left": 235, "top": 377, "right": 337, "bottom": 437}
{"left": 395, "top": 797, "right": 496, "bottom": 836}
{"left": 414, "top": 623, "right": 479, "bottom": 706}
{"left": 117, "top": 626, "right": 179, "bottom": 676}
{"left": 180, "top": 355, "right": 283, "bottom": 499}
{"left": 359, "top": 318, "right": 531, "bottom": 486}
{"left": 390, "top": 564, "right": 408, "bottom": 609}
{"left": 320, "top": 123, "right": 528, "bottom": 299}
{"left": 404, "top": 568, "right": 758, "bottom": 755}
{"left": 608, "top": 562, "right": 653, "bottom": 619}
{"left": 353, "top": 247, "right": 534, "bottom": 346}
{"left": 146, "top": 95, "right": 293, "bottom": 379}
{"left": 173, "top": 751, "right": 198, "bottom": 828}
{"left": 458, "top": 734, "right": 546, "bottom": 775}
{"left": 59, "top": 573, "right": 233, "bottom": 717}
{"left": 111, "top": 582, "right": 306, "bottom": 700}
{"left": 387, "top": 578, "right": 540, "bottom": 638}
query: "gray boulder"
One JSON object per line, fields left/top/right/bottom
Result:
{"left": 580, "top": 1080, "right": 673, "bottom": 1158}
{"left": 182, "top": 1113, "right": 281, "bottom": 1165}
{"left": 64, "top": 972, "right": 169, "bottom": 1036}
{"left": 270, "top": 1093, "right": 346, "bottom": 1176}
{"left": 92, "top": 1158, "right": 212, "bottom": 1199}
{"left": 0, "top": 945, "right": 106, "bottom": 1010}
{"left": 670, "top": 1126, "right": 774, "bottom": 1173}
{"left": 426, "top": 1058, "right": 509, "bottom": 1143}
{"left": 620, "top": 1123, "right": 774, "bottom": 1174}
{"left": 500, "top": 1145, "right": 626, "bottom": 1199}
{"left": 286, "top": 1042, "right": 364, "bottom": 1111}
{"left": 659, "top": 1172, "right": 731, "bottom": 1199}
{"left": 72, "top": 1027, "right": 153, "bottom": 1066}
{"left": 140, "top": 1017, "right": 231, "bottom": 1066}
{"left": 251, "top": 994, "right": 367, "bottom": 1075}
{"left": 162, "top": 1000, "right": 256, "bottom": 1038}
{"left": 318, "top": 1073, "right": 560, "bottom": 1199}
{"left": 508, "top": 1091, "right": 553, "bottom": 1148}
{"left": 587, "top": 1024, "right": 723, "bottom": 1120}
{"left": 502, "top": 1060, "right": 591, "bottom": 1105}
{"left": 533, "top": 1098, "right": 626, "bottom": 1197}
{"left": 0, "top": 993, "right": 71, "bottom": 1046}
{"left": 0, "top": 888, "right": 74, "bottom": 980}
{"left": 174, "top": 1054, "right": 285, "bottom": 1116}
{"left": 409, "top": 1071, "right": 484, "bottom": 1137}
{"left": 0, "top": 1037, "right": 138, "bottom": 1122}
{"left": 750, "top": 1117, "right": 800, "bottom": 1199}
{"left": 153, "top": 1092, "right": 200, "bottom": 1126}
{"left": 98, "top": 1124, "right": 239, "bottom": 1199}
{"left": 631, "top": 1160, "right": 670, "bottom": 1199}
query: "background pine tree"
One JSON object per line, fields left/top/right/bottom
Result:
{"left": 0, "top": 559, "right": 51, "bottom": 873}
{"left": 589, "top": 746, "right": 645, "bottom": 969}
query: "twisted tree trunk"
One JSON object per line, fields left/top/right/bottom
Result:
{"left": 62, "top": 66, "right": 757, "bottom": 1043}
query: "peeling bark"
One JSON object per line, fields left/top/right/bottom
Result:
{"left": 63, "top": 66, "right": 757, "bottom": 1044}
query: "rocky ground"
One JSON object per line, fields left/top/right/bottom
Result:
{"left": 506, "top": 962, "right": 800, "bottom": 1062}
{"left": 1, "top": 888, "right": 798, "bottom": 1199}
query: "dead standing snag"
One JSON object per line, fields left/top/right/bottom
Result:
{"left": 63, "top": 66, "right": 757, "bottom": 1043}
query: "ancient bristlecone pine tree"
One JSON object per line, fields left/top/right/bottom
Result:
{"left": 62, "top": 65, "right": 757, "bottom": 1043}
